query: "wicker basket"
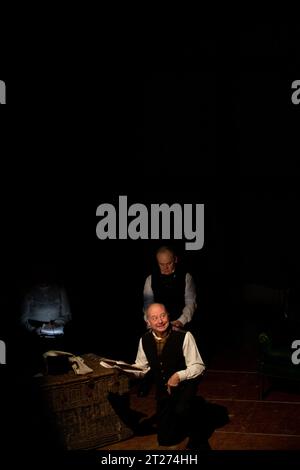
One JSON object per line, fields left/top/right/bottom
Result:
{"left": 34, "top": 353, "right": 133, "bottom": 449}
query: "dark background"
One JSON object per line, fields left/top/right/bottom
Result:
{"left": 1, "top": 23, "right": 300, "bottom": 467}
{"left": 1, "top": 24, "right": 300, "bottom": 361}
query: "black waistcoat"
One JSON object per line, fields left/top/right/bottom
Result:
{"left": 142, "top": 329, "right": 187, "bottom": 395}
{"left": 151, "top": 267, "right": 186, "bottom": 320}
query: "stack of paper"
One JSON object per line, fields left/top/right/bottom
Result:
{"left": 99, "top": 358, "right": 144, "bottom": 372}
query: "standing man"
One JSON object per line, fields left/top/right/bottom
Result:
{"left": 143, "top": 245, "right": 197, "bottom": 330}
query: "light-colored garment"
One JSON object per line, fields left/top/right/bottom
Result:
{"left": 143, "top": 272, "right": 197, "bottom": 325}
{"left": 40, "top": 324, "right": 64, "bottom": 336}
{"left": 131, "top": 330, "right": 205, "bottom": 381}
{"left": 20, "top": 284, "right": 72, "bottom": 333}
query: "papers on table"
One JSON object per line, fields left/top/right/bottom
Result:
{"left": 99, "top": 358, "right": 144, "bottom": 373}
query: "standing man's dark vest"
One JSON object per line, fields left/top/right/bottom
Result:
{"left": 151, "top": 267, "right": 186, "bottom": 321}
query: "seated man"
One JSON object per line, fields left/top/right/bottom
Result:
{"left": 129, "top": 303, "right": 210, "bottom": 450}
{"left": 139, "top": 245, "right": 198, "bottom": 397}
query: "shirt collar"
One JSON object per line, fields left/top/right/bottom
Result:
{"left": 151, "top": 327, "right": 171, "bottom": 341}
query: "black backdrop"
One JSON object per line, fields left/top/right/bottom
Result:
{"left": 1, "top": 23, "right": 300, "bottom": 464}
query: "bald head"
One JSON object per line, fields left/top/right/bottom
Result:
{"left": 156, "top": 247, "right": 177, "bottom": 275}
{"left": 146, "top": 303, "right": 170, "bottom": 337}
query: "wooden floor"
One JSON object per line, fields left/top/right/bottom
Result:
{"left": 99, "top": 369, "right": 300, "bottom": 451}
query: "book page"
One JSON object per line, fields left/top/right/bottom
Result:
{"left": 100, "top": 358, "right": 144, "bottom": 372}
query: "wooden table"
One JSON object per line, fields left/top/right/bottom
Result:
{"left": 34, "top": 353, "right": 133, "bottom": 450}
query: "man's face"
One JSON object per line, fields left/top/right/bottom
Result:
{"left": 147, "top": 304, "right": 170, "bottom": 335}
{"left": 156, "top": 251, "right": 176, "bottom": 275}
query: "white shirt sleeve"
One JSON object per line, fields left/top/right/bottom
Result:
{"left": 130, "top": 338, "right": 151, "bottom": 378}
{"left": 176, "top": 331, "right": 205, "bottom": 382}
{"left": 176, "top": 273, "right": 197, "bottom": 326}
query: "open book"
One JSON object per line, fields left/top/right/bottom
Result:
{"left": 99, "top": 358, "right": 144, "bottom": 373}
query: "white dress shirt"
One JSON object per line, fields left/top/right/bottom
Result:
{"left": 131, "top": 330, "right": 205, "bottom": 382}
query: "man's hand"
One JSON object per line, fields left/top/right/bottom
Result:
{"left": 167, "top": 372, "right": 180, "bottom": 394}
{"left": 171, "top": 320, "right": 184, "bottom": 331}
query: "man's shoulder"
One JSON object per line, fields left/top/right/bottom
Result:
{"left": 171, "top": 329, "right": 187, "bottom": 339}
{"left": 172, "top": 329, "right": 196, "bottom": 343}
{"left": 141, "top": 330, "right": 155, "bottom": 348}
{"left": 142, "top": 330, "right": 153, "bottom": 340}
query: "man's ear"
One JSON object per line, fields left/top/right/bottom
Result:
{"left": 174, "top": 256, "right": 178, "bottom": 264}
